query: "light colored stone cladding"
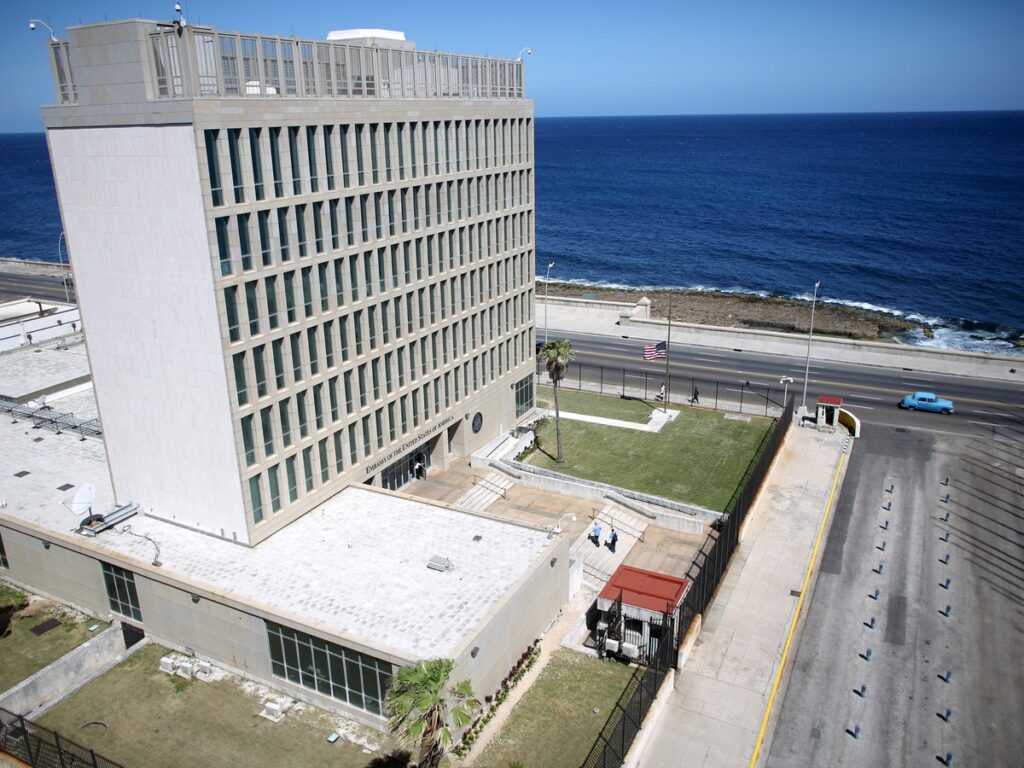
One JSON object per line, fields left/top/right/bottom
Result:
{"left": 198, "top": 99, "right": 537, "bottom": 544}
{"left": 41, "top": 21, "right": 537, "bottom": 546}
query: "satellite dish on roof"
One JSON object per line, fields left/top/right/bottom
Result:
{"left": 71, "top": 484, "right": 96, "bottom": 516}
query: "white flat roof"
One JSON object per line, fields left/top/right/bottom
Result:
{"left": 0, "top": 388, "right": 550, "bottom": 661}
{"left": 0, "top": 340, "right": 91, "bottom": 402}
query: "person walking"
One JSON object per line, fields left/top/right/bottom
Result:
{"left": 608, "top": 528, "right": 619, "bottom": 553}
{"left": 656, "top": 384, "right": 666, "bottom": 402}
{"left": 691, "top": 386, "right": 700, "bottom": 405}
{"left": 592, "top": 522, "right": 602, "bottom": 547}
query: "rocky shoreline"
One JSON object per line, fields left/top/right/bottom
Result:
{"left": 544, "top": 282, "right": 924, "bottom": 342}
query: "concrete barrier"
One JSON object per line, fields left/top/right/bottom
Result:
{"left": 0, "top": 624, "right": 126, "bottom": 717}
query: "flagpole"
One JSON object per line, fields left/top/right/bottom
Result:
{"left": 664, "top": 292, "right": 672, "bottom": 412}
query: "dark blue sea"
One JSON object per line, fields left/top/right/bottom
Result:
{"left": 2, "top": 112, "right": 1022, "bottom": 354}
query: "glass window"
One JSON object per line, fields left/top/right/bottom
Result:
{"left": 268, "top": 464, "right": 282, "bottom": 512}
{"left": 286, "top": 456, "right": 298, "bottom": 501}
{"left": 288, "top": 126, "right": 302, "bottom": 195}
{"left": 303, "top": 446, "right": 314, "bottom": 491}
{"left": 249, "top": 127, "right": 264, "bottom": 201}
{"left": 241, "top": 415, "right": 256, "bottom": 465}
{"left": 261, "top": 406, "right": 275, "bottom": 457}
{"left": 0, "top": 531, "right": 9, "bottom": 569}
{"left": 216, "top": 217, "right": 232, "bottom": 276}
{"left": 249, "top": 474, "right": 264, "bottom": 523}
{"left": 269, "top": 127, "right": 283, "bottom": 197}
{"left": 265, "top": 621, "right": 392, "bottom": 714}
{"left": 204, "top": 129, "right": 223, "bottom": 206}
{"left": 228, "top": 128, "right": 244, "bottom": 203}
{"left": 279, "top": 398, "right": 292, "bottom": 447}
{"left": 232, "top": 352, "right": 248, "bottom": 406}
{"left": 102, "top": 562, "right": 142, "bottom": 620}
{"left": 225, "top": 286, "right": 240, "bottom": 342}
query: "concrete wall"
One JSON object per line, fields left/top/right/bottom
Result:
{"left": 0, "top": 624, "right": 126, "bottom": 717}
{"left": 451, "top": 533, "right": 570, "bottom": 700}
{"left": 47, "top": 125, "right": 249, "bottom": 543}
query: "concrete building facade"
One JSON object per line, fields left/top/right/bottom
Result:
{"left": 42, "top": 19, "right": 537, "bottom": 546}
{"left": 0, "top": 16, "right": 562, "bottom": 732}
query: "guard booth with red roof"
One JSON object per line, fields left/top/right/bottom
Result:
{"left": 596, "top": 564, "right": 690, "bottom": 662}
{"left": 816, "top": 395, "right": 842, "bottom": 430}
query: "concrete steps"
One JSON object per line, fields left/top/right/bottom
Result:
{"left": 454, "top": 472, "right": 514, "bottom": 513}
{"left": 572, "top": 504, "right": 651, "bottom": 592}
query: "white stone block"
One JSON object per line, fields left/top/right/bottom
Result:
{"left": 159, "top": 656, "right": 175, "bottom": 675}
{"left": 175, "top": 660, "right": 194, "bottom": 679}
{"left": 259, "top": 701, "right": 284, "bottom": 722}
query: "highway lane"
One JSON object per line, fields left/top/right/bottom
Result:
{"left": 0, "top": 272, "right": 72, "bottom": 304}
{"left": 550, "top": 328, "right": 1024, "bottom": 436}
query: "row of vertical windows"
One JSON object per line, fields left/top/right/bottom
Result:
{"left": 223, "top": 250, "right": 532, "bottom": 345}
{"left": 266, "top": 621, "right": 392, "bottom": 716}
{"left": 214, "top": 181, "right": 532, "bottom": 278}
{"left": 243, "top": 329, "right": 533, "bottom": 523}
{"left": 206, "top": 118, "right": 533, "bottom": 207}
{"left": 0, "top": 531, "right": 7, "bottom": 569}
{"left": 231, "top": 291, "right": 533, "bottom": 412}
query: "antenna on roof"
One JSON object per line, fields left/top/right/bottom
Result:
{"left": 71, "top": 483, "right": 96, "bottom": 516}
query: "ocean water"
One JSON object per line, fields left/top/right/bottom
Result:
{"left": 536, "top": 112, "right": 1024, "bottom": 355}
{"left": 2, "top": 112, "right": 1022, "bottom": 354}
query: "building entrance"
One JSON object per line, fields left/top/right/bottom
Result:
{"left": 380, "top": 443, "right": 434, "bottom": 491}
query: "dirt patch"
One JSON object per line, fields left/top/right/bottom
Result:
{"left": 547, "top": 283, "right": 920, "bottom": 341}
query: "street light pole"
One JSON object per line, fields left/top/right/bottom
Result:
{"left": 800, "top": 281, "right": 820, "bottom": 412}
{"left": 780, "top": 376, "right": 793, "bottom": 413}
{"left": 544, "top": 261, "right": 554, "bottom": 344}
{"left": 57, "top": 231, "right": 70, "bottom": 304}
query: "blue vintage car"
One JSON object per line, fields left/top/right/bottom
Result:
{"left": 898, "top": 392, "right": 955, "bottom": 414}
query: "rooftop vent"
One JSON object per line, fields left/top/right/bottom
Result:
{"left": 427, "top": 556, "right": 454, "bottom": 573}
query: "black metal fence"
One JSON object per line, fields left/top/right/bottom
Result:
{"left": 537, "top": 360, "right": 786, "bottom": 418}
{"left": 578, "top": 394, "right": 796, "bottom": 768}
{"left": 581, "top": 612, "right": 677, "bottom": 768}
{"left": 0, "top": 706, "right": 127, "bottom": 768}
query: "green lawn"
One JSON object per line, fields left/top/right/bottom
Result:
{"left": 38, "top": 643, "right": 401, "bottom": 768}
{"left": 529, "top": 408, "right": 772, "bottom": 511}
{"left": 0, "top": 581, "right": 108, "bottom": 692}
{"left": 536, "top": 386, "right": 654, "bottom": 424}
{"left": 472, "top": 650, "right": 635, "bottom": 768}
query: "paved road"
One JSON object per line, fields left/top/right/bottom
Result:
{"left": 766, "top": 423, "right": 1024, "bottom": 766}
{"left": 0, "top": 272, "right": 71, "bottom": 304}
{"left": 552, "top": 329, "right": 1024, "bottom": 437}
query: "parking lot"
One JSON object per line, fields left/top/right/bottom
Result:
{"left": 767, "top": 423, "right": 1024, "bottom": 766}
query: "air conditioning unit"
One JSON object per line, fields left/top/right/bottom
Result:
{"left": 604, "top": 639, "right": 620, "bottom": 654}
{"left": 427, "top": 555, "right": 454, "bottom": 572}
{"left": 620, "top": 642, "right": 640, "bottom": 659}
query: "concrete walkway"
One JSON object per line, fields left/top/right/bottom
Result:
{"left": 637, "top": 426, "right": 850, "bottom": 767}
{"left": 545, "top": 407, "right": 680, "bottom": 433}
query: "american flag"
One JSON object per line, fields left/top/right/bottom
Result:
{"left": 642, "top": 341, "right": 667, "bottom": 360}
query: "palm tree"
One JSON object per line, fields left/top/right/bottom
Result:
{"left": 385, "top": 658, "right": 479, "bottom": 768}
{"left": 540, "top": 338, "right": 575, "bottom": 463}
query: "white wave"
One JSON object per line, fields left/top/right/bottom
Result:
{"left": 899, "top": 327, "right": 1024, "bottom": 357}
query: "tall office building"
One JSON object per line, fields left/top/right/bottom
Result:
{"left": 43, "top": 19, "right": 537, "bottom": 545}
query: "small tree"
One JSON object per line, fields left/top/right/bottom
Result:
{"left": 386, "top": 658, "right": 479, "bottom": 768}
{"left": 540, "top": 339, "right": 575, "bottom": 463}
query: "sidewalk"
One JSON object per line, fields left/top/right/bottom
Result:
{"left": 637, "top": 425, "right": 850, "bottom": 767}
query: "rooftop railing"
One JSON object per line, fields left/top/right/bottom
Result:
{"left": 50, "top": 23, "right": 524, "bottom": 105}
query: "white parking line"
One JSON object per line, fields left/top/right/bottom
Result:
{"left": 901, "top": 379, "right": 933, "bottom": 385}
{"left": 967, "top": 420, "right": 1007, "bottom": 428}
{"left": 846, "top": 394, "right": 886, "bottom": 402}
{"left": 842, "top": 404, "right": 875, "bottom": 410}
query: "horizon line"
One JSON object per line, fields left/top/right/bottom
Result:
{"left": 3, "top": 107, "right": 1023, "bottom": 135}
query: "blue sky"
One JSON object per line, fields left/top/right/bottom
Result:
{"left": 1, "top": 0, "right": 1022, "bottom": 132}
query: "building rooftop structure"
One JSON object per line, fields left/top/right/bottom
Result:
{"left": 44, "top": 18, "right": 525, "bottom": 110}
